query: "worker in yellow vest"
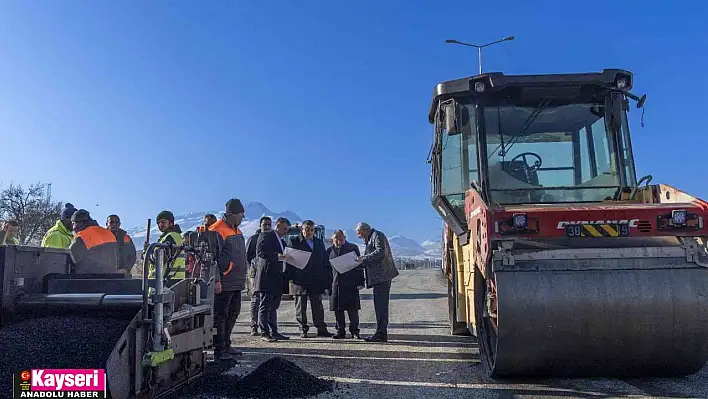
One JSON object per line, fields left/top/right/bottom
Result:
{"left": 149, "top": 210, "right": 186, "bottom": 280}
{"left": 42, "top": 203, "right": 77, "bottom": 249}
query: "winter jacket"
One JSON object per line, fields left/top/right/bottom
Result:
{"left": 70, "top": 221, "right": 119, "bottom": 274}
{"left": 0, "top": 231, "right": 20, "bottom": 246}
{"left": 254, "top": 230, "right": 289, "bottom": 295}
{"left": 42, "top": 220, "right": 73, "bottom": 249}
{"left": 149, "top": 224, "right": 186, "bottom": 280}
{"left": 209, "top": 219, "right": 247, "bottom": 291}
{"left": 361, "top": 229, "right": 399, "bottom": 288}
{"left": 328, "top": 242, "right": 364, "bottom": 311}
{"left": 246, "top": 229, "right": 262, "bottom": 279}
{"left": 112, "top": 228, "right": 137, "bottom": 272}
{"left": 288, "top": 235, "right": 331, "bottom": 296}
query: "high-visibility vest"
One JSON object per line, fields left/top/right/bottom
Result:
{"left": 149, "top": 231, "right": 186, "bottom": 280}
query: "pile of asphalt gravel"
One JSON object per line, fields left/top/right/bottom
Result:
{"left": 181, "top": 357, "right": 336, "bottom": 398}
{"left": 0, "top": 315, "right": 130, "bottom": 396}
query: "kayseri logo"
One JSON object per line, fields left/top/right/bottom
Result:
{"left": 556, "top": 219, "right": 640, "bottom": 230}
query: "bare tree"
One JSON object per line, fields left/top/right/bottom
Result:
{"left": 0, "top": 182, "right": 63, "bottom": 245}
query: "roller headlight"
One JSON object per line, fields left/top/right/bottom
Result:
{"left": 672, "top": 210, "right": 687, "bottom": 225}
{"left": 512, "top": 213, "right": 528, "bottom": 229}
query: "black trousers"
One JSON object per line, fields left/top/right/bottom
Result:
{"left": 258, "top": 292, "right": 282, "bottom": 336}
{"left": 214, "top": 290, "right": 242, "bottom": 351}
{"left": 334, "top": 309, "right": 360, "bottom": 334}
{"left": 372, "top": 280, "right": 392, "bottom": 337}
{"left": 294, "top": 293, "right": 327, "bottom": 333}
{"left": 250, "top": 293, "right": 260, "bottom": 329}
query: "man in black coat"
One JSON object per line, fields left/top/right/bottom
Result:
{"left": 327, "top": 229, "right": 364, "bottom": 339}
{"left": 254, "top": 217, "right": 291, "bottom": 343}
{"left": 288, "top": 220, "right": 333, "bottom": 338}
{"left": 245, "top": 216, "right": 272, "bottom": 336}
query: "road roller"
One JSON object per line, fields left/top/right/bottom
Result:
{"left": 428, "top": 68, "right": 708, "bottom": 377}
{"left": 0, "top": 229, "right": 222, "bottom": 398}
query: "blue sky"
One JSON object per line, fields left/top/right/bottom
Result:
{"left": 1, "top": 1, "right": 706, "bottom": 242}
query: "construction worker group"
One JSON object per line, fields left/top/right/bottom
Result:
{"left": 17, "top": 198, "right": 399, "bottom": 362}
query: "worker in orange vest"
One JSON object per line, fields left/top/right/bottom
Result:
{"left": 69, "top": 209, "right": 119, "bottom": 274}
{"left": 209, "top": 199, "right": 248, "bottom": 361}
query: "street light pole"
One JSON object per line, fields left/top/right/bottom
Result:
{"left": 477, "top": 47, "right": 482, "bottom": 75}
{"left": 445, "top": 36, "right": 515, "bottom": 75}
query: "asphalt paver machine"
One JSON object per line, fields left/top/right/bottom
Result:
{"left": 0, "top": 229, "right": 222, "bottom": 398}
{"left": 428, "top": 68, "right": 708, "bottom": 377}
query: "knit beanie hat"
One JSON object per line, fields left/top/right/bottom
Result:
{"left": 225, "top": 199, "right": 245, "bottom": 215}
{"left": 156, "top": 210, "right": 174, "bottom": 223}
{"left": 71, "top": 209, "right": 91, "bottom": 223}
{"left": 61, "top": 203, "right": 77, "bottom": 220}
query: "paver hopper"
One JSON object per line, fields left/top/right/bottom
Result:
{"left": 427, "top": 69, "right": 708, "bottom": 377}
{"left": 0, "top": 230, "right": 221, "bottom": 398}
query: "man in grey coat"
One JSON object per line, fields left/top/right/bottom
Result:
{"left": 355, "top": 222, "right": 399, "bottom": 342}
{"left": 246, "top": 216, "right": 272, "bottom": 336}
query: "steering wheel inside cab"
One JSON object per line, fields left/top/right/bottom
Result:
{"left": 503, "top": 152, "right": 543, "bottom": 186}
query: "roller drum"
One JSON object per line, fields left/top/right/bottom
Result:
{"left": 488, "top": 264, "right": 708, "bottom": 377}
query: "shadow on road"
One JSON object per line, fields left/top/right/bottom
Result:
{"left": 233, "top": 330, "right": 477, "bottom": 348}
{"left": 359, "top": 293, "right": 447, "bottom": 300}
{"left": 386, "top": 333, "right": 477, "bottom": 344}
{"left": 241, "top": 293, "right": 447, "bottom": 300}
{"left": 317, "top": 382, "right": 634, "bottom": 399}
{"left": 241, "top": 345, "right": 476, "bottom": 361}
{"left": 269, "top": 321, "right": 452, "bottom": 331}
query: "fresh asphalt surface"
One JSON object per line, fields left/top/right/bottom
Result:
{"left": 204, "top": 269, "right": 708, "bottom": 399}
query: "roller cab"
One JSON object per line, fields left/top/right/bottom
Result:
{"left": 428, "top": 69, "right": 708, "bottom": 377}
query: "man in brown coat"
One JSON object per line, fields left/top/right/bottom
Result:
{"left": 106, "top": 214, "right": 137, "bottom": 276}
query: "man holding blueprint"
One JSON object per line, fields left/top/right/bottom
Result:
{"left": 327, "top": 229, "right": 365, "bottom": 339}
{"left": 286, "top": 220, "right": 333, "bottom": 338}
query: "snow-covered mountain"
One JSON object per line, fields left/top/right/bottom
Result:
{"left": 125, "top": 202, "right": 442, "bottom": 260}
{"left": 388, "top": 236, "right": 426, "bottom": 256}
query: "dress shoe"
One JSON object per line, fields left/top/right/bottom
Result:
{"left": 317, "top": 331, "right": 333, "bottom": 338}
{"left": 272, "top": 332, "right": 290, "bottom": 340}
{"left": 364, "top": 335, "right": 387, "bottom": 343}
{"left": 332, "top": 332, "right": 347, "bottom": 339}
{"left": 261, "top": 334, "right": 277, "bottom": 343}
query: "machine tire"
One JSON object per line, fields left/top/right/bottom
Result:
{"left": 447, "top": 256, "right": 471, "bottom": 336}
{"left": 474, "top": 264, "right": 500, "bottom": 377}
